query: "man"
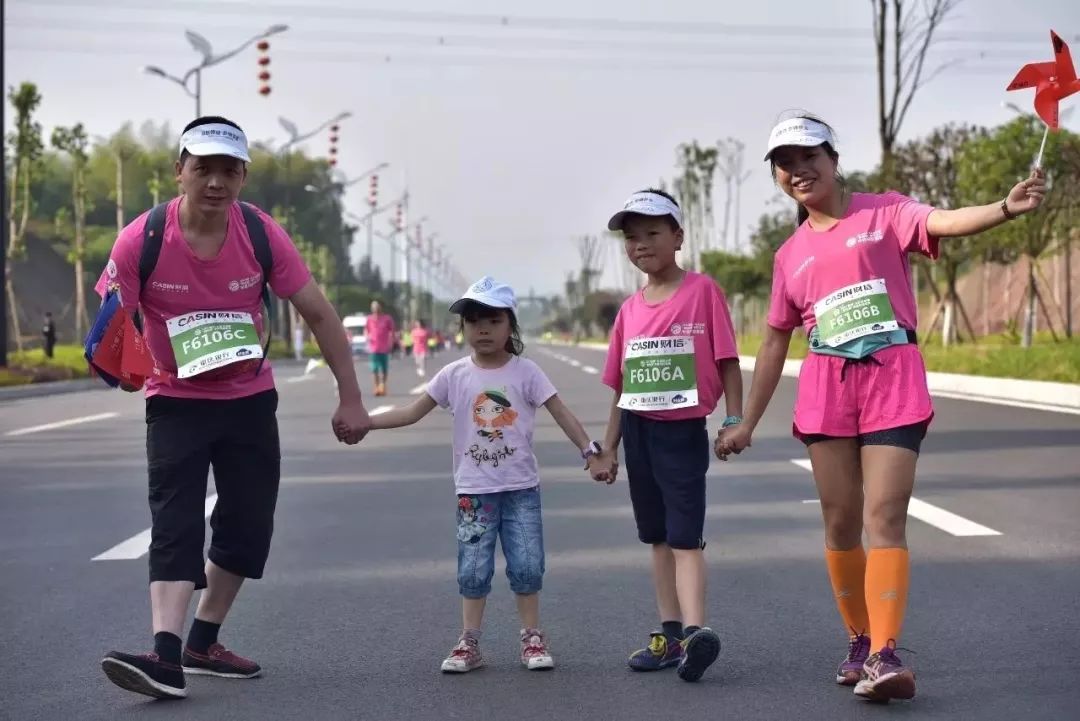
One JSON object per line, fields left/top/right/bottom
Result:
{"left": 364, "top": 300, "right": 395, "bottom": 396}
{"left": 42, "top": 312, "right": 56, "bottom": 358}
{"left": 95, "top": 116, "right": 372, "bottom": 700}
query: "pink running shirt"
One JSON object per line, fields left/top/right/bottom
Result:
{"left": 94, "top": 197, "right": 311, "bottom": 400}
{"left": 602, "top": 271, "right": 739, "bottom": 421}
{"left": 366, "top": 314, "right": 396, "bottom": 354}
{"left": 768, "top": 192, "right": 938, "bottom": 333}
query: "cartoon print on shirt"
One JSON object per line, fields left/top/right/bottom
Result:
{"left": 466, "top": 388, "right": 519, "bottom": 468}
{"left": 472, "top": 389, "right": 518, "bottom": 442}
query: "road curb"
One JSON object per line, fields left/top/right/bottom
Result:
{"left": 0, "top": 378, "right": 105, "bottom": 402}
{"left": 544, "top": 341, "right": 1080, "bottom": 414}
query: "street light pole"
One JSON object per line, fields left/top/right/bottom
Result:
{"left": 142, "top": 25, "right": 287, "bottom": 116}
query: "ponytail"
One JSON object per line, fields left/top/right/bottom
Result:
{"left": 796, "top": 204, "right": 809, "bottom": 225}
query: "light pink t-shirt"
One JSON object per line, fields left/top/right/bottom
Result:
{"left": 366, "top": 314, "right": 395, "bottom": 354}
{"left": 94, "top": 196, "right": 311, "bottom": 400}
{"left": 601, "top": 271, "right": 739, "bottom": 421}
{"left": 426, "top": 355, "right": 558, "bottom": 495}
{"left": 768, "top": 192, "right": 938, "bottom": 332}
{"left": 411, "top": 327, "right": 431, "bottom": 356}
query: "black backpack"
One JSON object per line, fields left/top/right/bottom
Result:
{"left": 138, "top": 201, "right": 275, "bottom": 374}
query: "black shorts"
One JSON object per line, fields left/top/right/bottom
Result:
{"left": 620, "top": 411, "right": 710, "bottom": 550}
{"left": 800, "top": 421, "right": 928, "bottom": 454}
{"left": 146, "top": 389, "right": 281, "bottom": 589}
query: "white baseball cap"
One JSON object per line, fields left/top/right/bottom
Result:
{"left": 449, "top": 276, "right": 518, "bottom": 314}
{"left": 763, "top": 117, "right": 836, "bottom": 161}
{"left": 178, "top": 122, "right": 251, "bottom": 163}
{"left": 607, "top": 191, "right": 683, "bottom": 231}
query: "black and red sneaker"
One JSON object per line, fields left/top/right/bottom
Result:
{"left": 182, "top": 643, "right": 262, "bottom": 679}
{"left": 101, "top": 651, "right": 187, "bottom": 699}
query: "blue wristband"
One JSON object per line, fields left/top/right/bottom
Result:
{"left": 721, "top": 416, "right": 743, "bottom": 428}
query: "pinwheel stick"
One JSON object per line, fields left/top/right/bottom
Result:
{"left": 1035, "top": 124, "right": 1050, "bottom": 169}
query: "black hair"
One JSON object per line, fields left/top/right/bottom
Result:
{"left": 179, "top": 115, "right": 245, "bottom": 166}
{"left": 457, "top": 300, "right": 524, "bottom": 356}
{"left": 767, "top": 113, "right": 845, "bottom": 225}
{"left": 633, "top": 187, "right": 682, "bottom": 231}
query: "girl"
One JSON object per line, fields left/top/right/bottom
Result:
{"left": 594, "top": 188, "right": 743, "bottom": 683}
{"left": 411, "top": 319, "right": 431, "bottom": 378}
{"left": 718, "top": 113, "right": 1045, "bottom": 702}
{"left": 370, "top": 275, "right": 610, "bottom": 673}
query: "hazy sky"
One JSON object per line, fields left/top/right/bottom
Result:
{"left": 6, "top": 0, "right": 1080, "bottom": 297}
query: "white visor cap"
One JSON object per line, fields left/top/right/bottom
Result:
{"left": 607, "top": 191, "right": 683, "bottom": 231}
{"left": 763, "top": 118, "right": 836, "bottom": 161}
{"left": 179, "top": 122, "right": 251, "bottom": 163}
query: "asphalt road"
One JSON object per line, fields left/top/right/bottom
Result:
{"left": 2, "top": 344, "right": 1078, "bottom": 720}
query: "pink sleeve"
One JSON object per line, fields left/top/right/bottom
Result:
{"left": 884, "top": 191, "right": 939, "bottom": 259}
{"left": 707, "top": 280, "right": 739, "bottom": 361}
{"left": 525, "top": 361, "right": 558, "bottom": 407}
{"left": 600, "top": 307, "right": 625, "bottom": 391}
{"left": 766, "top": 254, "right": 802, "bottom": 330}
{"left": 93, "top": 214, "right": 146, "bottom": 313}
{"left": 426, "top": 365, "right": 451, "bottom": 408}
{"left": 256, "top": 209, "right": 313, "bottom": 298}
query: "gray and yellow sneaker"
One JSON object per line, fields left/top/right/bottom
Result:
{"left": 628, "top": 631, "right": 685, "bottom": 671}
{"left": 676, "top": 627, "right": 722, "bottom": 682}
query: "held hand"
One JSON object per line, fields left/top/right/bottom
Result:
{"left": 332, "top": 399, "right": 372, "bottom": 445}
{"left": 588, "top": 450, "right": 618, "bottom": 485}
{"left": 715, "top": 425, "right": 752, "bottom": 461}
{"left": 1006, "top": 168, "right": 1046, "bottom": 216}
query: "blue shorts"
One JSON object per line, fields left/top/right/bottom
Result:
{"left": 456, "top": 487, "right": 545, "bottom": 598}
{"left": 368, "top": 353, "right": 389, "bottom": 374}
{"left": 621, "top": 411, "right": 710, "bottom": 550}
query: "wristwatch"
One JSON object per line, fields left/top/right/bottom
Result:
{"left": 581, "top": 441, "right": 602, "bottom": 459}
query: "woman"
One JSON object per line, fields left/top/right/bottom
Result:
{"left": 718, "top": 113, "right": 1045, "bottom": 702}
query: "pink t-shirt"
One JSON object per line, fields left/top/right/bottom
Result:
{"left": 768, "top": 192, "right": 938, "bottom": 332}
{"left": 94, "top": 196, "right": 311, "bottom": 400}
{"left": 366, "top": 314, "right": 395, "bottom": 354}
{"left": 426, "top": 355, "right": 558, "bottom": 495}
{"left": 411, "top": 327, "right": 431, "bottom": 356}
{"left": 601, "top": 271, "right": 739, "bottom": 421}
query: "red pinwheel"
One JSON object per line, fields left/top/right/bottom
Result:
{"left": 1007, "top": 30, "right": 1080, "bottom": 130}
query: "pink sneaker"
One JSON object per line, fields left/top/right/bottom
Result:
{"left": 520, "top": 628, "right": 554, "bottom": 670}
{"left": 441, "top": 634, "right": 483, "bottom": 673}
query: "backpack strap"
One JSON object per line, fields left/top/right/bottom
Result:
{"left": 134, "top": 202, "right": 170, "bottom": 332}
{"left": 239, "top": 202, "right": 275, "bottom": 374}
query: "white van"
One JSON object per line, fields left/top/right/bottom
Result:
{"left": 342, "top": 314, "right": 368, "bottom": 355}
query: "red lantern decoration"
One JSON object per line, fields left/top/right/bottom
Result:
{"left": 257, "top": 40, "right": 270, "bottom": 51}
{"left": 257, "top": 41, "right": 272, "bottom": 97}
{"left": 259, "top": 86, "right": 271, "bottom": 96}
{"left": 258, "top": 56, "right": 270, "bottom": 66}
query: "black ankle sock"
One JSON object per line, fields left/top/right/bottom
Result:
{"left": 684, "top": 625, "right": 701, "bottom": 638}
{"left": 186, "top": 619, "right": 221, "bottom": 654}
{"left": 154, "top": 632, "right": 182, "bottom": 665}
{"left": 661, "top": 621, "right": 684, "bottom": 640}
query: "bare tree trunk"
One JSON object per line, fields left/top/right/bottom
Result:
{"left": 1034, "top": 283, "right": 1060, "bottom": 342}
{"left": 924, "top": 296, "right": 946, "bottom": 338}
{"left": 74, "top": 166, "right": 88, "bottom": 341}
{"left": 115, "top": 155, "right": 125, "bottom": 232}
{"left": 981, "top": 254, "right": 991, "bottom": 336}
{"left": 957, "top": 296, "right": 978, "bottom": 344}
{"left": 1022, "top": 258, "right": 1036, "bottom": 348}
{"left": 1067, "top": 231, "right": 1074, "bottom": 339}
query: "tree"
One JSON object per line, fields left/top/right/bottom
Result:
{"left": 6, "top": 82, "right": 44, "bottom": 352}
{"left": 872, "top": 0, "right": 960, "bottom": 185}
{"left": 716, "top": 138, "right": 752, "bottom": 252}
{"left": 957, "top": 117, "right": 1080, "bottom": 347}
{"left": 892, "top": 123, "right": 987, "bottom": 345}
{"left": 51, "top": 123, "right": 91, "bottom": 340}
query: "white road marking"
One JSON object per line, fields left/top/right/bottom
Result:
{"left": 370, "top": 405, "right": 394, "bottom": 416}
{"left": 285, "top": 375, "right": 315, "bottom": 384}
{"left": 928, "top": 391, "right": 1080, "bottom": 416}
{"left": 568, "top": 359, "right": 582, "bottom": 368}
{"left": 582, "top": 366, "right": 599, "bottom": 375}
{"left": 409, "top": 382, "right": 428, "bottom": 395}
{"left": 93, "top": 494, "right": 218, "bottom": 561}
{"left": 5, "top": 412, "right": 119, "bottom": 437}
{"left": 790, "top": 460, "right": 1002, "bottom": 537}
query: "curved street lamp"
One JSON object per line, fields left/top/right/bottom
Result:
{"left": 141, "top": 24, "right": 289, "bottom": 116}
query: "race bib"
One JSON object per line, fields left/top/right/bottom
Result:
{"left": 813, "top": 279, "right": 899, "bottom": 347}
{"left": 166, "top": 311, "right": 263, "bottom": 379}
{"left": 618, "top": 336, "right": 698, "bottom": 412}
